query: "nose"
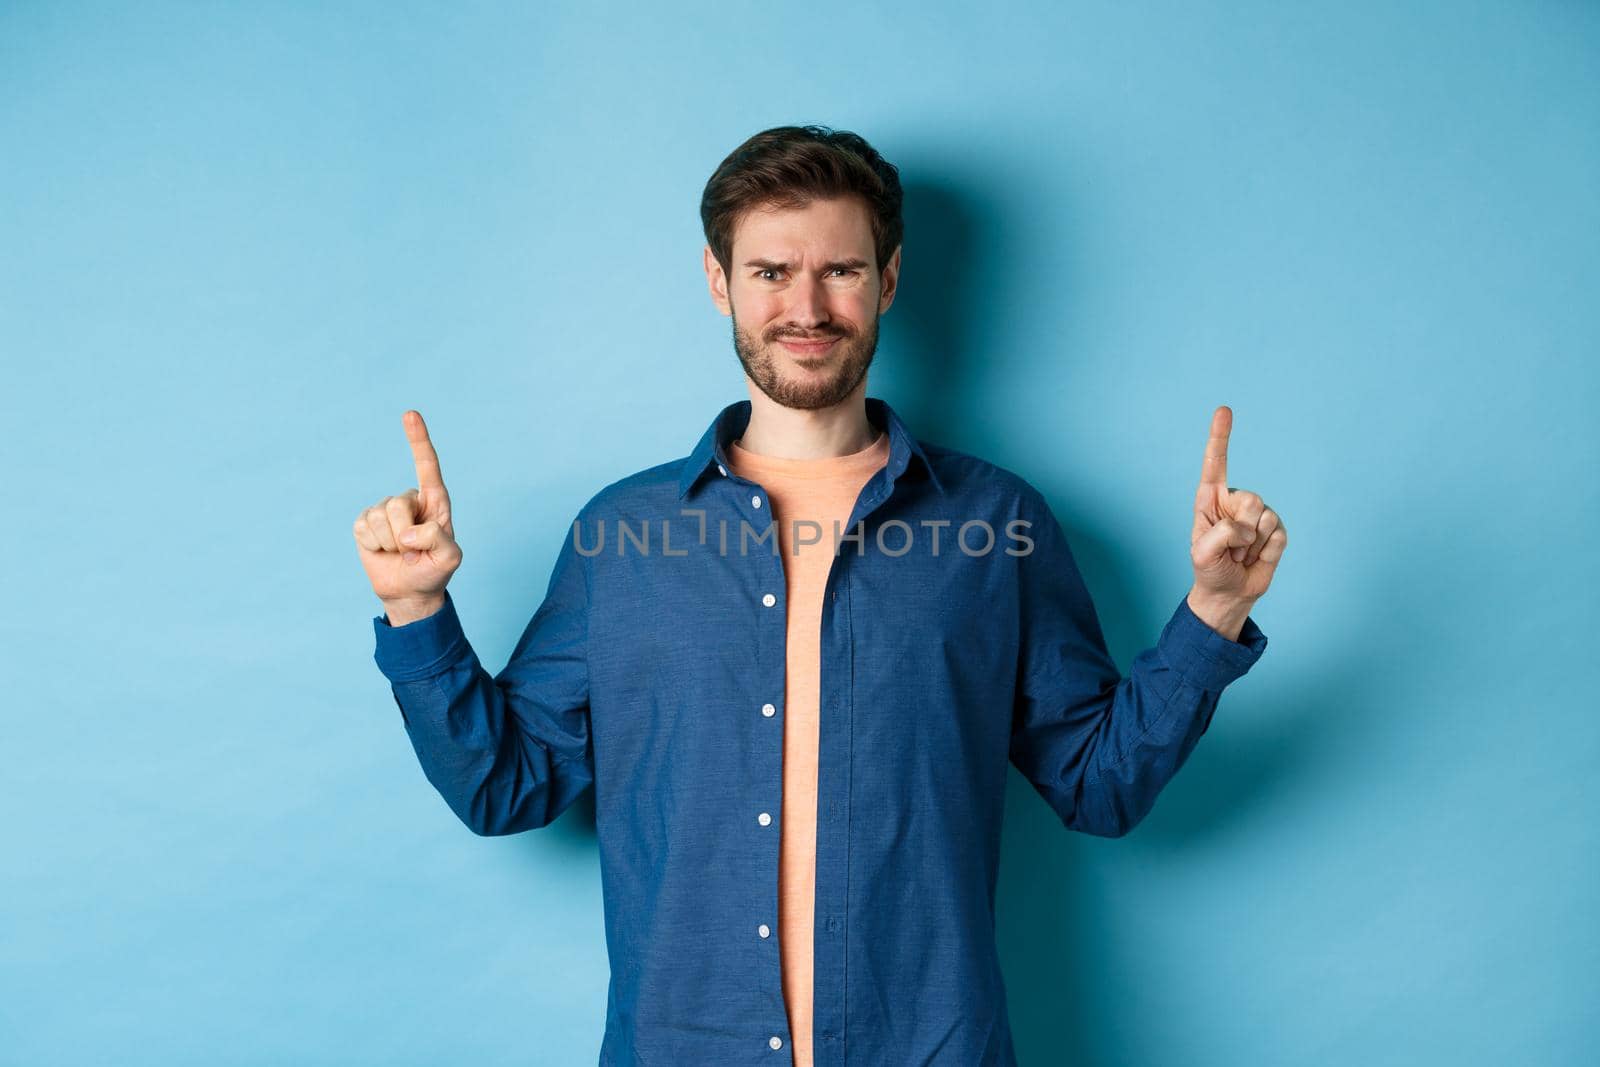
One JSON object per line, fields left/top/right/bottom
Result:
{"left": 783, "top": 275, "right": 830, "bottom": 332}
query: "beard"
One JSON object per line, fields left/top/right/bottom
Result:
{"left": 731, "top": 305, "right": 879, "bottom": 411}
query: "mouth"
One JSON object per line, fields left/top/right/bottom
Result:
{"left": 777, "top": 337, "right": 841, "bottom": 355}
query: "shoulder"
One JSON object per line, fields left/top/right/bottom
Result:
{"left": 919, "top": 439, "right": 1050, "bottom": 511}
{"left": 571, "top": 456, "right": 689, "bottom": 522}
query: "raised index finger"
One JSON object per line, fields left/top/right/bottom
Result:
{"left": 403, "top": 409, "right": 446, "bottom": 491}
{"left": 1199, "top": 404, "right": 1232, "bottom": 488}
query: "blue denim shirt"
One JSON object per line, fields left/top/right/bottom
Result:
{"left": 372, "top": 395, "right": 1268, "bottom": 1065}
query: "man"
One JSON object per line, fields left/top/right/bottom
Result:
{"left": 353, "top": 124, "right": 1286, "bottom": 1066}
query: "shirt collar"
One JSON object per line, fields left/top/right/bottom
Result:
{"left": 676, "top": 395, "right": 945, "bottom": 500}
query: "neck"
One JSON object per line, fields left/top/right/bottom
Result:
{"left": 737, "top": 377, "right": 878, "bottom": 459}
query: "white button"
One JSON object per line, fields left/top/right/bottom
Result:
{"left": 761, "top": 702, "right": 776, "bottom": 717}
{"left": 758, "top": 924, "right": 770, "bottom": 938}
{"left": 751, "top": 494, "right": 762, "bottom": 508}
{"left": 758, "top": 812, "right": 771, "bottom": 826}
{"left": 762, "top": 592, "right": 776, "bottom": 607}
{"left": 769, "top": 1036, "right": 783, "bottom": 1050}
{"left": 717, "top": 464, "right": 727, "bottom": 476}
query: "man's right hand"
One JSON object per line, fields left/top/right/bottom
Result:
{"left": 353, "top": 409, "right": 463, "bottom": 625}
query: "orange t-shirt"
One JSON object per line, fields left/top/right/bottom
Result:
{"left": 725, "top": 427, "right": 891, "bottom": 1067}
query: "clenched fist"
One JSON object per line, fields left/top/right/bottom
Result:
{"left": 353, "top": 409, "right": 462, "bottom": 625}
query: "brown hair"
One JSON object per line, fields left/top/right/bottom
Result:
{"left": 700, "top": 124, "right": 903, "bottom": 278}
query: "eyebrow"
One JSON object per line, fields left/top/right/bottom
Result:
{"left": 743, "top": 257, "right": 871, "bottom": 272}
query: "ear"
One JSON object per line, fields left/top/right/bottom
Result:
{"left": 704, "top": 244, "right": 732, "bottom": 316}
{"left": 878, "top": 244, "right": 902, "bottom": 314}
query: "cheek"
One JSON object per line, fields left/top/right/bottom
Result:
{"left": 834, "top": 293, "right": 876, "bottom": 324}
{"left": 733, "top": 289, "right": 782, "bottom": 321}
{"left": 838, "top": 282, "right": 878, "bottom": 310}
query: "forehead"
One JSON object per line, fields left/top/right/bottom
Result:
{"left": 731, "top": 195, "right": 874, "bottom": 259}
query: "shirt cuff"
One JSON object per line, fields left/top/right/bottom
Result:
{"left": 1157, "top": 593, "right": 1269, "bottom": 693}
{"left": 372, "top": 589, "right": 471, "bottom": 683}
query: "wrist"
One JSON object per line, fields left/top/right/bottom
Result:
{"left": 382, "top": 592, "right": 446, "bottom": 627}
{"left": 1185, "top": 587, "right": 1254, "bottom": 644}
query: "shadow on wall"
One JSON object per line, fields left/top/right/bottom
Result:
{"left": 890, "top": 171, "right": 1364, "bottom": 1064}
{"left": 894, "top": 172, "right": 1119, "bottom": 1066}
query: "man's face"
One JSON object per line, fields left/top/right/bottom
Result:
{"left": 705, "top": 195, "right": 901, "bottom": 411}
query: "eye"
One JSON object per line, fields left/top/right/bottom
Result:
{"left": 753, "top": 267, "right": 858, "bottom": 281}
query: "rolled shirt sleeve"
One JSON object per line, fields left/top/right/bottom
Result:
{"left": 1008, "top": 486, "right": 1267, "bottom": 837}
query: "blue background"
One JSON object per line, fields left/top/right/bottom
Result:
{"left": 4, "top": 2, "right": 1596, "bottom": 1064}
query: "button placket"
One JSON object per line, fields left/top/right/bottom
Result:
{"left": 813, "top": 487, "right": 878, "bottom": 1059}
{"left": 736, "top": 478, "right": 786, "bottom": 1044}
